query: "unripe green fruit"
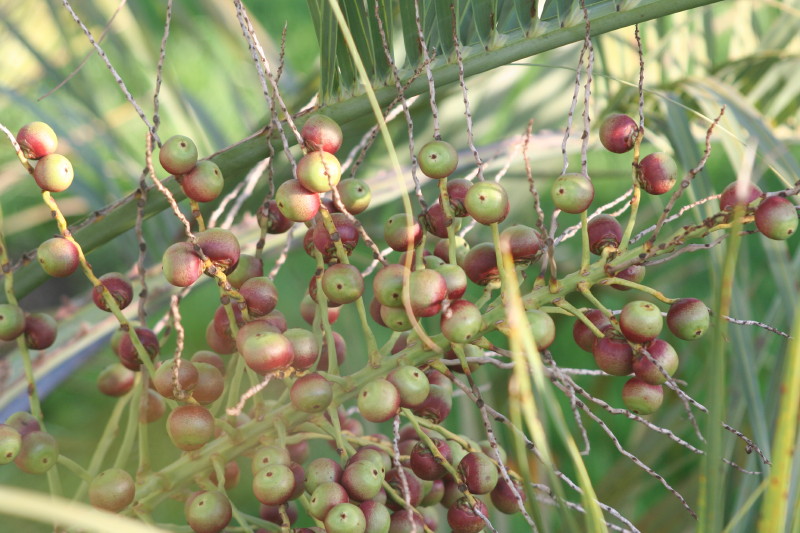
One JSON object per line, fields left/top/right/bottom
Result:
{"left": 464, "top": 181, "right": 510, "bottom": 225}
{"left": 525, "top": 309, "right": 556, "bottom": 351}
{"left": 89, "top": 468, "right": 135, "bottom": 512}
{"left": 379, "top": 305, "right": 412, "bottom": 332}
{"left": 6, "top": 411, "right": 41, "bottom": 437}
{"left": 360, "top": 501, "right": 391, "bottom": 533}
{"left": 251, "top": 445, "right": 291, "bottom": 474}
{"left": 552, "top": 173, "right": 594, "bottom": 214}
{"left": 166, "top": 405, "right": 214, "bottom": 451}
{"left": 322, "top": 263, "right": 364, "bottom": 305}
{"left": 309, "top": 482, "right": 349, "bottom": 519}
{"left": 14, "top": 431, "right": 58, "bottom": 474}
{"left": 373, "top": 264, "right": 408, "bottom": 308}
{"left": 342, "top": 460, "right": 384, "bottom": 501}
{"left": 0, "top": 303, "right": 26, "bottom": 341}
{"left": 418, "top": 140, "right": 458, "bottom": 179}
{"left": 457, "top": 451, "right": 499, "bottom": 494}
{"left": 622, "top": 377, "right": 664, "bottom": 414}
{"left": 666, "top": 298, "right": 709, "bottom": 340}
{"left": 441, "top": 299, "right": 483, "bottom": 344}
{"left": 358, "top": 379, "right": 400, "bottom": 422}
{"left": 620, "top": 300, "right": 663, "bottom": 343}
{"left": 276, "top": 179, "right": 320, "bottom": 222}
{"left": 181, "top": 160, "right": 223, "bottom": 202}
{"left": 185, "top": 490, "right": 232, "bottom": 533}
{"left": 755, "top": 196, "right": 798, "bottom": 240}
{"left": 305, "top": 458, "right": 343, "bottom": 494}
{"left": 16, "top": 121, "right": 57, "bottom": 160}
{"left": 296, "top": 151, "right": 342, "bottom": 192}
{"left": 159, "top": 135, "right": 198, "bottom": 175}
{"left": 325, "top": 502, "right": 367, "bottom": 533}
{"left": 37, "top": 237, "right": 79, "bottom": 278}
{"left": 33, "top": 153, "right": 73, "bottom": 192}
{"left": 227, "top": 253, "right": 263, "bottom": 289}
{"left": 0, "top": 424, "right": 22, "bottom": 465}
{"left": 383, "top": 214, "right": 422, "bottom": 252}
{"left": 337, "top": 178, "right": 371, "bottom": 214}
{"left": 387, "top": 366, "right": 430, "bottom": 408}
{"left": 291, "top": 373, "right": 333, "bottom": 413}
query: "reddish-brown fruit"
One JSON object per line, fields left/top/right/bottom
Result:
{"left": 719, "top": 182, "right": 763, "bottom": 210}
{"left": 587, "top": 214, "right": 623, "bottom": 255}
{"left": 599, "top": 114, "right": 638, "bottom": 153}
{"left": 92, "top": 273, "right": 134, "bottom": 312}
{"left": 301, "top": 114, "right": 343, "bottom": 154}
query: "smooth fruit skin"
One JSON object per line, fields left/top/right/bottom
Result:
{"left": 97, "top": 363, "right": 136, "bottom": 397}
{"left": 324, "top": 502, "right": 367, "bottom": 533}
{"left": 159, "top": 135, "right": 198, "bottom": 175}
{"left": 610, "top": 264, "right": 646, "bottom": 291}
{"left": 37, "top": 237, "right": 79, "bottom": 278}
{"left": 89, "top": 468, "right": 135, "bottom": 512}
{"left": 593, "top": 330, "right": 634, "bottom": 376}
{"left": 441, "top": 299, "right": 483, "bottom": 343}
{"left": 0, "top": 303, "right": 26, "bottom": 341}
{"left": 755, "top": 196, "right": 798, "bottom": 240}
{"left": 341, "top": 460, "right": 384, "bottom": 501}
{"left": 337, "top": 178, "right": 371, "bottom": 214}
{"left": 491, "top": 477, "right": 527, "bottom": 514}
{"left": 551, "top": 173, "right": 595, "bottom": 214}
{"left": 240, "top": 276, "right": 279, "bottom": 316}
{"left": 166, "top": 405, "right": 215, "bottom": 451}
{"left": 622, "top": 377, "right": 664, "bottom": 415}
{"left": 276, "top": 179, "right": 320, "bottom": 222}
{"left": 226, "top": 253, "right": 263, "bottom": 288}
{"left": 666, "top": 298, "right": 710, "bottom": 340}
{"left": 525, "top": 309, "right": 556, "bottom": 350}
{"left": 302, "top": 114, "right": 343, "bottom": 154}
{"left": 0, "top": 424, "right": 22, "bottom": 465}
{"left": 185, "top": 490, "right": 232, "bottom": 533}
{"left": 360, "top": 501, "right": 391, "bottom": 533}
{"left": 619, "top": 300, "right": 664, "bottom": 343}
{"left": 118, "top": 327, "right": 160, "bottom": 371}
{"left": 17, "top": 122, "right": 57, "bottom": 159}
{"left": 418, "top": 140, "right": 458, "bottom": 179}
{"left": 383, "top": 214, "right": 422, "bottom": 252}
{"left": 464, "top": 181, "right": 510, "bottom": 224}
{"left": 238, "top": 330, "right": 294, "bottom": 374}
{"left": 387, "top": 366, "right": 430, "bottom": 408}
{"left": 457, "top": 451, "right": 499, "bottom": 494}
{"left": 448, "top": 496, "right": 489, "bottom": 533}
{"left": 587, "top": 214, "right": 623, "bottom": 255}
{"left": 638, "top": 152, "right": 678, "bottom": 195}
{"left": 14, "top": 431, "right": 58, "bottom": 474}
{"left": 357, "top": 379, "right": 400, "bottom": 423}
{"left": 500, "top": 224, "right": 541, "bottom": 264}
{"left": 305, "top": 458, "right": 343, "bottom": 494}
{"left": 33, "top": 153, "right": 73, "bottom": 192}
{"left": 633, "top": 338, "right": 679, "bottom": 385}
{"left": 162, "top": 242, "right": 204, "bottom": 287}
{"left": 252, "top": 464, "right": 296, "bottom": 505}
{"left": 373, "top": 264, "right": 408, "bottom": 308}
{"left": 572, "top": 309, "right": 611, "bottom": 353}
{"left": 196, "top": 228, "right": 240, "bottom": 274}
{"left": 153, "top": 359, "right": 199, "bottom": 400}
{"left": 24, "top": 313, "right": 58, "bottom": 350}
{"left": 463, "top": 242, "right": 499, "bottom": 286}
{"left": 181, "top": 160, "right": 223, "bottom": 202}
{"left": 719, "top": 181, "right": 763, "bottom": 210}
{"left": 291, "top": 373, "right": 333, "bottom": 413}
{"left": 322, "top": 263, "right": 364, "bottom": 305}
{"left": 92, "top": 272, "right": 134, "bottom": 312}
{"left": 599, "top": 114, "right": 638, "bottom": 153}
{"left": 296, "top": 151, "right": 342, "bottom": 192}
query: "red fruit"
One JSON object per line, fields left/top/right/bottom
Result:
{"left": 463, "top": 242, "right": 499, "bottom": 286}
{"left": 16, "top": 122, "right": 57, "bottom": 160}
{"left": 499, "top": 224, "right": 541, "bottom": 264}
{"left": 719, "top": 182, "right": 763, "bottom": 211}
{"left": 593, "top": 329, "right": 634, "bottom": 376}
{"left": 301, "top": 114, "right": 343, "bottom": 154}
{"left": 92, "top": 272, "right": 134, "bottom": 312}
{"left": 166, "top": 405, "right": 215, "bottom": 451}
{"left": 23, "top": 313, "right": 58, "bottom": 350}
{"left": 587, "top": 214, "right": 622, "bottom": 255}
{"left": 638, "top": 153, "right": 677, "bottom": 195}
{"left": 572, "top": 309, "right": 611, "bottom": 353}
{"left": 162, "top": 242, "right": 204, "bottom": 287}
{"left": 448, "top": 496, "right": 489, "bottom": 533}
{"left": 181, "top": 160, "right": 223, "bottom": 202}
{"left": 633, "top": 338, "right": 679, "bottom": 385}
{"left": 599, "top": 114, "right": 638, "bottom": 153}
{"left": 196, "top": 228, "right": 240, "bottom": 274}
{"left": 619, "top": 300, "right": 663, "bottom": 344}
{"left": 313, "top": 213, "right": 359, "bottom": 261}
{"left": 118, "top": 327, "right": 159, "bottom": 371}
{"left": 261, "top": 199, "right": 295, "bottom": 234}
{"left": 383, "top": 214, "right": 422, "bottom": 252}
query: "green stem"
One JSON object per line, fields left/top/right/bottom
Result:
{"left": 57, "top": 456, "right": 93, "bottom": 483}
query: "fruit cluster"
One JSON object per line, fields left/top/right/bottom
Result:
{"left": 1, "top": 103, "right": 797, "bottom": 533}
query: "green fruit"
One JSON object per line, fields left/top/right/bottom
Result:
{"left": 619, "top": 300, "right": 663, "bottom": 343}
{"left": 379, "top": 305, "right": 413, "bottom": 332}
{"left": 305, "top": 458, "right": 343, "bottom": 493}
{"left": 325, "top": 503, "right": 367, "bottom": 533}
{"left": 464, "top": 181, "right": 510, "bottom": 224}
{"left": 552, "top": 173, "right": 594, "bottom": 214}
{"left": 33, "top": 153, "right": 73, "bottom": 192}
{"left": 337, "top": 178, "right": 371, "bottom": 214}
{"left": 159, "top": 135, "right": 198, "bottom": 175}
{"left": 309, "top": 482, "right": 349, "bottom": 519}
{"left": 181, "top": 160, "right": 223, "bottom": 202}
{"left": 341, "top": 460, "right": 384, "bottom": 501}
{"left": 185, "top": 490, "right": 232, "bottom": 533}
{"left": 440, "top": 299, "right": 483, "bottom": 344}
{"left": 0, "top": 303, "right": 26, "bottom": 341}
{"left": 276, "top": 179, "right": 321, "bottom": 222}
{"left": 291, "top": 373, "right": 333, "bottom": 413}
{"left": 0, "top": 424, "right": 22, "bottom": 465}
{"left": 526, "top": 309, "right": 556, "bottom": 351}
{"left": 14, "top": 431, "right": 58, "bottom": 474}
{"left": 622, "top": 377, "right": 664, "bottom": 415}
{"left": 322, "top": 263, "right": 364, "bottom": 305}
{"left": 418, "top": 140, "right": 458, "bottom": 179}
{"left": 166, "top": 405, "right": 214, "bottom": 451}
{"left": 457, "top": 451, "right": 498, "bottom": 494}
{"left": 666, "top": 298, "right": 710, "bottom": 340}
{"left": 755, "top": 196, "right": 798, "bottom": 240}
{"left": 358, "top": 379, "right": 400, "bottom": 422}
{"left": 387, "top": 366, "right": 430, "bottom": 408}
{"left": 296, "top": 151, "right": 342, "bottom": 192}
{"left": 89, "top": 468, "right": 135, "bottom": 512}
{"left": 252, "top": 463, "right": 296, "bottom": 505}
{"left": 360, "top": 501, "right": 391, "bottom": 533}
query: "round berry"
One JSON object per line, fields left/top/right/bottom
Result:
{"left": 448, "top": 496, "right": 489, "bottom": 533}
{"left": 33, "top": 153, "right": 73, "bottom": 192}
{"left": 253, "top": 463, "right": 296, "bottom": 506}
{"left": 436, "top": 263, "right": 468, "bottom": 300}
{"left": 373, "top": 264, "right": 408, "bottom": 308}
{"left": 457, "top": 451, "right": 498, "bottom": 494}
{"left": 552, "top": 173, "right": 594, "bottom": 214}
{"left": 418, "top": 140, "right": 458, "bottom": 179}
{"left": 305, "top": 458, "right": 343, "bottom": 494}
{"left": 181, "top": 160, "right": 223, "bottom": 202}
{"left": 24, "top": 312, "right": 57, "bottom": 350}
{"left": 0, "top": 303, "right": 26, "bottom": 341}
{"left": 237, "top": 330, "right": 294, "bottom": 374}
{"left": 89, "top": 468, "right": 135, "bottom": 512}
{"left": 638, "top": 152, "right": 677, "bottom": 195}
{"left": 593, "top": 329, "right": 634, "bottom": 376}
{"left": 325, "top": 502, "right": 366, "bottom": 533}
{"left": 185, "top": 490, "right": 232, "bottom": 533}
{"left": 463, "top": 242, "right": 499, "bottom": 286}
{"left": 92, "top": 272, "right": 134, "bottom": 312}
{"left": 14, "top": 431, "right": 58, "bottom": 474}
{"left": 525, "top": 309, "right": 556, "bottom": 351}
{"left": 336, "top": 178, "right": 371, "bottom": 214}
{"left": 196, "top": 228, "right": 240, "bottom": 274}
{"left": 322, "top": 263, "right": 364, "bottom": 305}
{"left": 500, "top": 224, "right": 541, "bottom": 264}
{"left": 16, "top": 122, "right": 57, "bottom": 160}
{"left": 387, "top": 366, "right": 430, "bottom": 409}
{"left": 97, "top": 363, "right": 136, "bottom": 397}
{"left": 619, "top": 300, "right": 663, "bottom": 343}
{"left": 441, "top": 299, "right": 483, "bottom": 344}
{"left": 587, "top": 214, "right": 623, "bottom": 255}
{"left": 313, "top": 213, "right": 360, "bottom": 261}
{"left": 262, "top": 199, "right": 294, "bottom": 234}
{"left": 302, "top": 114, "right": 343, "bottom": 154}
{"left": 0, "top": 424, "right": 22, "bottom": 465}
{"left": 491, "top": 477, "right": 527, "bottom": 514}
{"left": 610, "top": 264, "right": 646, "bottom": 291}
{"left": 599, "top": 114, "right": 638, "bottom": 153}
{"left": 291, "top": 373, "right": 333, "bottom": 413}
{"left": 118, "top": 327, "right": 159, "bottom": 371}
{"left": 719, "top": 182, "right": 763, "bottom": 210}
{"left": 152, "top": 358, "right": 199, "bottom": 400}
{"left": 383, "top": 214, "right": 422, "bottom": 252}
{"left": 409, "top": 438, "right": 452, "bottom": 480}
{"left": 359, "top": 501, "right": 391, "bottom": 533}
{"left": 37, "top": 237, "right": 79, "bottom": 278}
{"left": 190, "top": 362, "right": 225, "bottom": 405}
{"left": 622, "top": 377, "right": 664, "bottom": 415}
{"left": 159, "top": 135, "right": 198, "bottom": 175}
{"left": 240, "top": 276, "right": 280, "bottom": 317}
{"left": 755, "top": 196, "right": 798, "bottom": 240}
{"left": 276, "top": 179, "right": 321, "bottom": 222}
{"left": 464, "top": 181, "right": 510, "bottom": 225}
{"left": 572, "top": 309, "right": 611, "bottom": 353}
{"left": 226, "top": 253, "right": 263, "bottom": 289}
{"left": 166, "top": 405, "right": 215, "bottom": 451}
{"left": 358, "top": 379, "right": 400, "bottom": 423}
{"left": 667, "top": 298, "right": 710, "bottom": 340}
{"left": 6, "top": 412, "right": 41, "bottom": 437}
{"left": 342, "top": 460, "right": 384, "bottom": 501}
{"left": 309, "top": 482, "right": 349, "bottom": 519}
{"left": 162, "top": 242, "right": 204, "bottom": 287}
{"left": 633, "top": 338, "right": 679, "bottom": 385}
{"left": 409, "top": 268, "right": 447, "bottom": 317}
{"left": 297, "top": 151, "right": 342, "bottom": 192}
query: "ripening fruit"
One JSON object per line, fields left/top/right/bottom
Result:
{"left": 633, "top": 338, "right": 679, "bottom": 385}
{"left": 572, "top": 309, "right": 611, "bottom": 353}
{"left": 181, "top": 160, "right": 223, "bottom": 202}
{"left": 463, "top": 242, "right": 499, "bottom": 286}
{"left": 552, "top": 173, "right": 594, "bottom": 214}
{"left": 0, "top": 303, "right": 26, "bottom": 341}
{"left": 159, "top": 135, "right": 198, "bottom": 175}
{"left": 321, "top": 264, "right": 364, "bottom": 305}
{"left": 383, "top": 214, "right": 422, "bottom": 252}
{"left": 276, "top": 179, "right": 320, "bottom": 222}
{"left": 6, "top": 411, "right": 41, "bottom": 437}
{"left": 302, "top": 114, "right": 343, "bottom": 154}
{"left": 238, "top": 330, "right": 294, "bottom": 374}
{"left": 24, "top": 313, "right": 58, "bottom": 350}
{"left": 755, "top": 196, "right": 798, "bottom": 240}
{"left": 196, "top": 228, "right": 240, "bottom": 274}
{"left": 0, "top": 425, "right": 22, "bottom": 465}
{"left": 166, "top": 405, "right": 215, "bottom": 451}
{"left": 325, "top": 502, "right": 367, "bottom": 533}
{"left": 491, "top": 477, "right": 527, "bottom": 514}
{"left": 441, "top": 299, "right": 482, "bottom": 344}
{"left": 162, "top": 242, "right": 204, "bottom": 287}
{"left": 89, "top": 468, "right": 135, "bottom": 512}
{"left": 666, "top": 298, "right": 709, "bottom": 340}
{"left": 357, "top": 379, "right": 400, "bottom": 423}
{"left": 309, "top": 482, "right": 349, "bottom": 519}
{"left": 719, "top": 182, "right": 762, "bottom": 210}
{"left": 418, "top": 140, "right": 458, "bottom": 179}
{"left": 336, "top": 178, "right": 371, "bottom": 214}
{"left": 409, "top": 268, "right": 447, "bottom": 317}
{"left": 587, "top": 214, "right": 623, "bottom": 255}
{"left": 291, "top": 373, "right": 333, "bottom": 413}
{"left": 33, "top": 153, "right": 73, "bottom": 192}
{"left": 226, "top": 253, "right": 263, "bottom": 289}
{"left": 341, "top": 460, "right": 384, "bottom": 501}
{"left": 96, "top": 363, "right": 136, "bottom": 397}
{"left": 525, "top": 309, "right": 556, "bottom": 351}
{"left": 373, "top": 264, "right": 408, "bottom": 308}
{"left": 622, "top": 377, "right": 663, "bottom": 415}
{"left": 638, "top": 153, "right": 678, "bottom": 195}
{"left": 464, "top": 181, "right": 510, "bottom": 225}
{"left": 92, "top": 272, "right": 134, "bottom": 312}
{"left": 500, "top": 224, "right": 541, "bottom": 264}
{"left": 152, "top": 358, "right": 199, "bottom": 400}
{"left": 305, "top": 458, "right": 343, "bottom": 494}
{"left": 37, "top": 237, "right": 79, "bottom": 278}
{"left": 593, "top": 329, "right": 634, "bottom": 376}
{"left": 15, "top": 431, "right": 58, "bottom": 474}
{"left": 240, "top": 276, "right": 279, "bottom": 316}
{"left": 297, "top": 151, "right": 342, "bottom": 193}
{"left": 448, "top": 496, "right": 489, "bottom": 533}
{"left": 458, "top": 451, "right": 499, "bottom": 494}
{"left": 16, "top": 122, "right": 57, "bottom": 160}
{"left": 118, "top": 327, "right": 160, "bottom": 371}
{"left": 409, "top": 438, "right": 452, "bottom": 480}
{"left": 610, "top": 264, "right": 646, "bottom": 290}
{"left": 599, "top": 114, "right": 639, "bottom": 153}
{"left": 387, "top": 366, "right": 430, "bottom": 408}
{"left": 619, "top": 300, "right": 663, "bottom": 343}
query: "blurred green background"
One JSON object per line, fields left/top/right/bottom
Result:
{"left": 0, "top": 0, "right": 798, "bottom": 531}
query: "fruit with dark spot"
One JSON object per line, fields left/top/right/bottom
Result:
{"left": 0, "top": 303, "right": 26, "bottom": 341}
{"left": 620, "top": 300, "right": 663, "bottom": 343}
{"left": 599, "top": 114, "right": 639, "bottom": 153}
{"left": 666, "top": 298, "right": 709, "bottom": 340}
{"left": 33, "top": 153, "right": 73, "bottom": 192}
{"left": 755, "top": 196, "right": 798, "bottom": 240}
{"left": 181, "top": 160, "right": 223, "bottom": 202}
{"left": 0, "top": 425, "right": 21, "bottom": 465}
{"left": 37, "top": 237, "right": 79, "bottom": 278}
{"left": 322, "top": 263, "right": 364, "bottom": 305}
{"left": 387, "top": 365, "right": 430, "bottom": 408}
{"left": 342, "top": 460, "right": 384, "bottom": 501}
{"left": 418, "top": 140, "right": 458, "bottom": 179}
{"left": 457, "top": 451, "right": 498, "bottom": 494}
{"left": 276, "top": 179, "right": 321, "bottom": 222}
{"left": 441, "top": 299, "right": 482, "bottom": 344}
{"left": 638, "top": 152, "right": 677, "bottom": 195}
{"left": 336, "top": 178, "right": 371, "bottom": 214}
{"left": 159, "top": 135, "right": 198, "bottom": 175}
{"left": 297, "top": 151, "right": 342, "bottom": 193}
{"left": 357, "top": 379, "right": 400, "bottom": 423}
{"left": 185, "top": 490, "right": 232, "bottom": 533}
{"left": 552, "top": 173, "right": 594, "bottom": 214}
{"left": 253, "top": 463, "right": 297, "bottom": 506}
{"left": 14, "top": 431, "right": 58, "bottom": 474}
{"left": 465, "top": 181, "right": 510, "bottom": 225}
{"left": 325, "top": 502, "right": 366, "bottom": 533}
{"left": 166, "top": 405, "right": 214, "bottom": 451}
